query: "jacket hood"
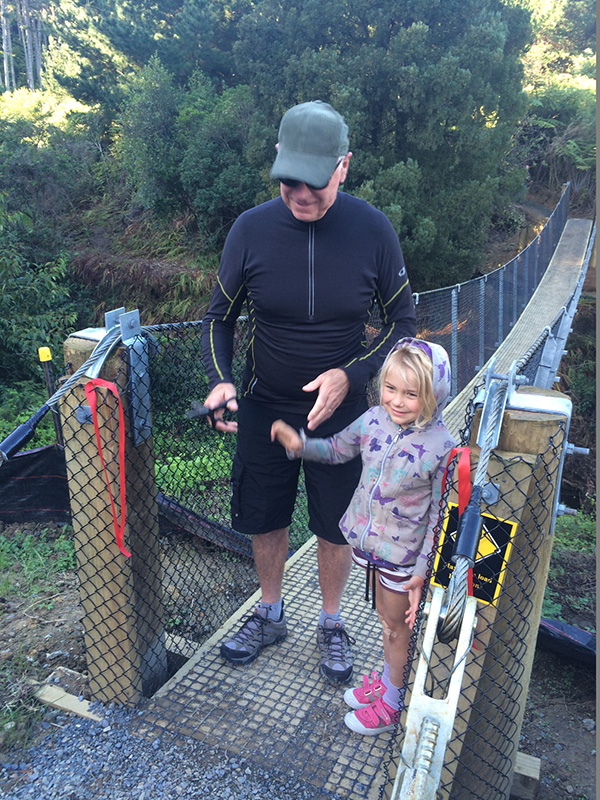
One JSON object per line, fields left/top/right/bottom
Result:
{"left": 383, "top": 336, "right": 452, "bottom": 422}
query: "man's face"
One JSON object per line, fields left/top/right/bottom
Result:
{"left": 280, "top": 154, "right": 351, "bottom": 222}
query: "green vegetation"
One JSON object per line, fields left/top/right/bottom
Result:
{"left": 553, "top": 504, "right": 595, "bottom": 552}
{"left": 0, "top": 527, "right": 76, "bottom": 598}
{"left": 557, "top": 296, "right": 596, "bottom": 515}
{"left": 0, "top": 0, "right": 593, "bottom": 365}
{"left": 0, "top": 194, "right": 78, "bottom": 448}
{"left": 0, "top": 647, "right": 46, "bottom": 750}
{"left": 156, "top": 445, "right": 234, "bottom": 499}
{"left": 0, "top": 196, "right": 78, "bottom": 384}
{"left": 0, "top": 382, "right": 57, "bottom": 448}
{"left": 514, "top": 0, "right": 596, "bottom": 214}
{"left": 0, "top": 526, "right": 76, "bottom": 748}
{"left": 542, "top": 509, "right": 596, "bottom": 630}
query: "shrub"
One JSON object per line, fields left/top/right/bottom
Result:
{"left": 0, "top": 196, "right": 77, "bottom": 385}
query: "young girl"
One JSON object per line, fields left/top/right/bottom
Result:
{"left": 271, "top": 337, "right": 456, "bottom": 735}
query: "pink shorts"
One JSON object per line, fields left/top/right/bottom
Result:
{"left": 352, "top": 548, "right": 414, "bottom": 594}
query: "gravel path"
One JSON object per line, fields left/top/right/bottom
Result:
{"left": 0, "top": 704, "right": 347, "bottom": 800}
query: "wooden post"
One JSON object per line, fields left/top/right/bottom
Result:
{"left": 60, "top": 330, "right": 168, "bottom": 705}
{"left": 444, "top": 387, "right": 570, "bottom": 798}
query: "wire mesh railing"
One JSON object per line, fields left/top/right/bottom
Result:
{"left": 414, "top": 183, "right": 570, "bottom": 396}
{"left": 378, "top": 219, "right": 594, "bottom": 799}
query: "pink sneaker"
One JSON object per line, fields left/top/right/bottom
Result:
{"left": 343, "top": 671, "right": 386, "bottom": 709}
{"left": 344, "top": 696, "right": 400, "bottom": 735}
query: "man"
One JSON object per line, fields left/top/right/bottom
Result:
{"left": 201, "top": 100, "right": 416, "bottom": 684}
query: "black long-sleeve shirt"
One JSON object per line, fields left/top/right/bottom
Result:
{"left": 202, "top": 192, "right": 417, "bottom": 413}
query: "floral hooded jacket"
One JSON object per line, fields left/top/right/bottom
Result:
{"left": 300, "top": 338, "right": 457, "bottom": 578}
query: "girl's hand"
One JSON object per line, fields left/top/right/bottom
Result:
{"left": 404, "top": 575, "right": 425, "bottom": 630}
{"left": 271, "top": 420, "right": 303, "bottom": 457}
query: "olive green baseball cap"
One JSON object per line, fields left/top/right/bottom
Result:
{"left": 270, "top": 100, "right": 349, "bottom": 187}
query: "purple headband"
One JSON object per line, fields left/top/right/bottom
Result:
{"left": 391, "top": 337, "right": 433, "bottom": 361}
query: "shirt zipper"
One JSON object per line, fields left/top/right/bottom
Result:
{"left": 308, "top": 224, "right": 315, "bottom": 320}
{"left": 359, "top": 430, "right": 401, "bottom": 551}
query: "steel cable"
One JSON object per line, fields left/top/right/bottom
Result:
{"left": 45, "top": 327, "right": 123, "bottom": 408}
{"left": 0, "top": 327, "right": 123, "bottom": 465}
{"left": 437, "top": 377, "right": 509, "bottom": 643}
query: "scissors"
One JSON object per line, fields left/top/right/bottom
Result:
{"left": 185, "top": 397, "right": 237, "bottom": 428}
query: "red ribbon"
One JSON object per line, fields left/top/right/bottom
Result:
{"left": 442, "top": 446, "right": 473, "bottom": 594}
{"left": 84, "top": 378, "right": 131, "bottom": 558}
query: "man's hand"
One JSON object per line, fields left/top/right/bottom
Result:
{"left": 203, "top": 382, "right": 238, "bottom": 433}
{"left": 303, "top": 368, "right": 350, "bottom": 431}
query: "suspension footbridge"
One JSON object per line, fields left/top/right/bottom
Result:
{"left": 1, "top": 187, "right": 594, "bottom": 800}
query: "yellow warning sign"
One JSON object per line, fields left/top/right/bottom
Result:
{"left": 431, "top": 503, "right": 519, "bottom": 604}
{"left": 476, "top": 524, "right": 503, "bottom": 561}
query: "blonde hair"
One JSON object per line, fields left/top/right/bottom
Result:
{"left": 378, "top": 345, "right": 436, "bottom": 427}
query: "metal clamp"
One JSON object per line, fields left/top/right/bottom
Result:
{"left": 75, "top": 405, "right": 93, "bottom": 425}
{"left": 78, "top": 307, "right": 155, "bottom": 444}
{"left": 480, "top": 481, "right": 500, "bottom": 505}
{"left": 557, "top": 503, "right": 577, "bottom": 517}
{"left": 85, "top": 308, "right": 126, "bottom": 381}
{"left": 565, "top": 443, "right": 590, "bottom": 457}
{"left": 474, "top": 361, "right": 527, "bottom": 451}
{"left": 121, "top": 310, "right": 152, "bottom": 444}
{"left": 392, "top": 586, "right": 478, "bottom": 799}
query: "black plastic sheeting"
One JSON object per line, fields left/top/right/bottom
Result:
{"left": 0, "top": 445, "right": 596, "bottom": 666}
{"left": 537, "top": 617, "right": 596, "bottom": 667}
{"left": 0, "top": 444, "right": 254, "bottom": 556}
{"left": 0, "top": 444, "right": 70, "bottom": 524}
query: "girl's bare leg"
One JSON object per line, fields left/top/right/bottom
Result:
{"left": 376, "top": 585, "right": 412, "bottom": 687}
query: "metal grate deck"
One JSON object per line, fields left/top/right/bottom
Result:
{"left": 137, "top": 537, "right": 400, "bottom": 800}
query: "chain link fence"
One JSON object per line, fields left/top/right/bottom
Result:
{"left": 435, "top": 422, "right": 567, "bottom": 799}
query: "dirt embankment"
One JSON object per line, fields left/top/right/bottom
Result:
{"left": 71, "top": 191, "right": 564, "bottom": 327}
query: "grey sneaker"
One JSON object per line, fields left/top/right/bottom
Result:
{"left": 317, "top": 618, "right": 354, "bottom": 684}
{"left": 220, "top": 604, "right": 287, "bottom": 665}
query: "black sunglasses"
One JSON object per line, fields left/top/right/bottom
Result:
{"left": 279, "top": 158, "right": 344, "bottom": 191}
{"left": 280, "top": 177, "right": 329, "bottom": 191}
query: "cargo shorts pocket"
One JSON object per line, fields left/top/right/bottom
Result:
{"left": 230, "top": 454, "right": 245, "bottom": 526}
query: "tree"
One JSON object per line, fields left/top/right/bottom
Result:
{"left": 156, "top": 0, "right": 249, "bottom": 85}
{"left": 0, "top": 87, "right": 101, "bottom": 261}
{"left": 234, "top": 0, "right": 532, "bottom": 286}
{"left": 355, "top": 160, "right": 437, "bottom": 281}
{"left": 114, "top": 55, "right": 185, "bottom": 212}
{"left": 36, "top": 0, "right": 244, "bottom": 109}
{"left": 1, "top": 0, "right": 47, "bottom": 91}
{"left": 1, "top": 0, "right": 15, "bottom": 91}
{"left": 511, "top": 0, "right": 596, "bottom": 213}
{"left": 114, "top": 61, "right": 263, "bottom": 242}
{"left": 0, "top": 193, "right": 77, "bottom": 382}
{"left": 42, "top": 0, "right": 133, "bottom": 110}
{"left": 178, "top": 78, "right": 264, "bottom": 243}
{"left": 49, "top": 0, "right": 243, "bottom": 92}
{"left": 517, "top": 0, "right": 595, "bottom": 84}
